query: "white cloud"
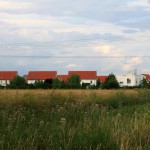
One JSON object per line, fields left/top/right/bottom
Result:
{"left": 131, "top": 57, "right": 143, "bottom": 65}
{"left": 127, "top": 0, "right": 150, "bottom": 7}
{"left": 0, "top": 0, "right": 31, "bottom": 10}
{"left": 66, "top": 64, "right": 77, "bottom": 68}
{"left": 94, "top": 45, "right": 111, "bottom": 54}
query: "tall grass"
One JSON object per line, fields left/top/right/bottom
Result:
{"left": 0, "top": 90, "right": 149, "bottom": 149}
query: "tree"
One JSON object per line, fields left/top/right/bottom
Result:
{"left": 102, "top": 74, "right": 119, "bottom": 89}
{"left": 44, "top": 79, "right": 53, "bottom": 89}
{"left": 52, "top": 78, "right": 62, "bottom": 89}
{"left": 9, "top": 75, "right": 27, "bottom": 89}
{"left": 67, "top": 75, "right": 81, "bottom": 89}
{"left": 140, "top": 78, "right": 149, "bottom": 88}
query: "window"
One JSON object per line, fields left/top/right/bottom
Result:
{"left": 127, "top": 79, "right": 131, "bottom": 84}
{"left": 120, "top": 82, "right": 123, "bottom": 84}
{"left": 90, "top": 81, "right": 92, "bottom": 84}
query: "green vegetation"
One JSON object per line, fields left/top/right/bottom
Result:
{"left": 140, "top": 78, "right": 150, "bottom": 88}
{"left": 67, "top": 74, "right": 81, "bottom": 89}
{"left": 52, "top": 77, "right": 63, "bottom": 89}
{"left": 0, "top": 90, "right": 149, "bottom": 149}
{"left": 8, "top": 75, "right": 27, "bottom": 89}
{"left": 102, "top": 74, "right": 119, "bottom": 89}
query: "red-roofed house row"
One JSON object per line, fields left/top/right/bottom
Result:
{"left": 1, "top": 70, "right": 150, "bottom": 87}
{"left": 0, "top": 71, "right": 18, "bottom": 86}
{"left": 26, "top": 71, "right": 99, "bottom": 86}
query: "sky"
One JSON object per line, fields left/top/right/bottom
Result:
{"left": 0, "top": 0, "right": 150, "bottom": 75}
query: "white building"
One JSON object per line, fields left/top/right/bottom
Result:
{"left": 0, "top": 71, "right": 18, "bottom": 86}
{"left": 116, "top": 70, "right": 143, "bottom": 87}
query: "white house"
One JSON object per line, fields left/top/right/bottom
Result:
{"left": 0, "top": 71, "right": 18, "bottom": 86}
{"left": 116, "top": 70, "right": 143, "bottom": 87}
{"left": 68, "top": 71, "right": 97, "bottom": 86}
{"left": 27, "top": 71, "right": 57, "bottom": 84}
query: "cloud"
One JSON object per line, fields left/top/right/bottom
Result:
{"left": 131, "top": 57, "right": 143, "bottom": 65}
{"left": 94, "top": 45, "right": 111, "bottom": 55}
{"left": 123, "top": 29, "right": 139, "bottom": 34}
{"left": 127, "top": 0, "right": 150, "bottom": 7}
{"left": 123, "top": 64, "right": 132, "bottom": 72}
{"left": 0, "top": 0, "right": 31, "bottom": 10}
{"left": 122, "top": 57, "right": 143, "bottom": 72}
{"left": 66, "top": 64, "right": 77, "bottom": 68}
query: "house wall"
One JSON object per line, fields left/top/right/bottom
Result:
{"left": 27, "top": 80, "right": 44, "bottom": 84}
{"left": 80, "top": 79, "right": 97, "bottom": 86}
{"left": 116, "top": 71, "right": 143, "bottom": 87}
{"left": 0, "top": 80, "right": 10, "bottom": 86}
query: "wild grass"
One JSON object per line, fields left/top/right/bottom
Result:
{"left": 0, "top": 90, "right": 149, "bottom": 150}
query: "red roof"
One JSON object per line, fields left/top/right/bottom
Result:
{"left": 142, "top": 74, "right": 150, "bottom": 83}
{"left": 68, "top": 71, "right": 97, "bottom": 79}
{"left": 97, "top": 76, "right": 108, "bottom": 83}
{"left": 58, "top": 75, "right": 69, "bottom": 82}
{"left": 27, "top": 71, "right": 57, "bottom": 80}
{"left": 0, "top": 71, "right": 18, "bottom": 80}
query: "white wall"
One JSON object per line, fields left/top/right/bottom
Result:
{"left": 116, "top": 71, "right": 143, "bottom": 87}
{"left": 27, "top": 80, "right": 44, "bottom": 84}
{"left": 81, "top": 79, "right": 97, "bottom": 86}
{"left": 0, "top": 80, "right": 10, "bottom": 86}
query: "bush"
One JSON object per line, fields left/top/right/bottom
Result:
{"left": 102, "top": 74, "right": 119, "bottom": 89}
{"left": 67, "top": 75, "right": 81, "bottom": 89}
{"left": 8, "top": 75, "right": 27, "bottom": 89}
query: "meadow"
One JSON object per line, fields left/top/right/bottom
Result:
{"left": 0, "top": 90, "right": 150, "bottom": 150}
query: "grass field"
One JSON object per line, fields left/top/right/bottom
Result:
{"left": 0, "top": 89, "right": 150, "bottom": 150}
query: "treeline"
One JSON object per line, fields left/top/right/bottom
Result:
{"left": 0, "top": 74, "right": 150, "bottom": 89}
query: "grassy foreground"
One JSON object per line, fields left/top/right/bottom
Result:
{"left": 0, "top": 90, "right": 150, "bottom": 150}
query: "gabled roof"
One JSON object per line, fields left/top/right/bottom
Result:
{"left": 27, "top": 71, "right": 57, "bottom": 80}
{"left": 68, "top": 71, "right": 97, "bottom": 79}
{"left": 97, "top": 76, "right": 108, "bottom": 83}
{"left": 0, "top": 71, "right": 18, "bottom": 80}
{"left": 58, "top": 75, "right": 69, "bottom": 82}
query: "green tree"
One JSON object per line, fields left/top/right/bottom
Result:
{"left": 67, "top": 75, "right": 81, "bottom": 89}
{"left": 9, "top": 75, "right": 27, "bottom": 89}
{"left": 44, "top": 79, "right": 53, "bottom": 89}
{"left": 52, "top": 78, "right": 62, "bottom": 89}
{"left": 102, "top": 74, "right": 119, "bottom": 89}
{"left": 140, "top": 78, "right": 149, "bottom": 88}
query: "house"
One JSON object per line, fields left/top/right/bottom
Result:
{"left": 97, "top": 76, "right": 108, "bottom": 83}
{"left": 0, "top": 71, "right": 18, "bottom": 86}
{"left": 68, "top": 71, "right": 97, "bottom": 86}
{"left": 27, "top": 71, "right": 57, "bottom": 84}
{"left": 141, "top": 74, "right": 150, "bottom": 84}
{"left": 58, "top": 75, "right": 69, "bottom": 83}
{"left": 116, "top": 70, "right": 143, "bottom": 87}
